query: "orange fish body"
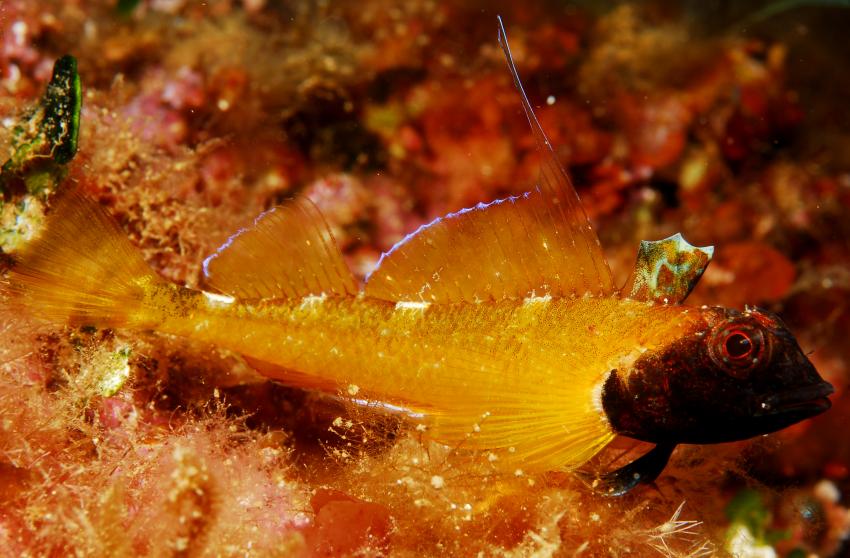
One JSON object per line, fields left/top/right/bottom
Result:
{"left": 6, "top": 20, "right": 831, "bottom": 494}
{"left": 154, "top": 287, "right": 698, "bottom": 469}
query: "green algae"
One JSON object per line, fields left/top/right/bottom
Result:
{"left": 0, "top": 55, "right": 82, "bottom": 198}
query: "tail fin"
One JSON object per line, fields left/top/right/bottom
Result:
{"left": 5, "top": 192, "right": 162, "bottom": 328}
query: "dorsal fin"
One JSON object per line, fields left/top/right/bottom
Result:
{"left": 624, "top": 233, "right": 714, "bottom": 304}
{"left": 202, "top": 198, "right": 357, "bottom": 299}
{"left": 364, "top": 18, "right": 614, "bottom": 303}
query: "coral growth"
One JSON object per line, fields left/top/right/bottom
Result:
{"left": 1, "top": 0, "right": 849, "bottom": 556}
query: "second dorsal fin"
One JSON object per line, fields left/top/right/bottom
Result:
{"left": 363, "top": 18, "right": 614, "bottom": 303}
{"left": 202, "top": 198, "right": 357, "bottom": 299}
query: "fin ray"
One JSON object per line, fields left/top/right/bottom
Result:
{"left": 6, "top": 192, "right": 161, "bottom": 327}
{"left": 497, "top": 16, "right": 614, "bottom": 294}
{"left": 202, "top": 198, "right": 357, "bottom": 300}
{"left": 379, "top": 342, "right": 616, "bottom": 471}
{"left": 425, "top": 356, "right": 616, "bottom": 470}
{"left": 365, "top": 21, "right": 614, "bottom": 303}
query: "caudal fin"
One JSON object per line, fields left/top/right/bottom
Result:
{"left": 5, "top": 192, "right": 162, "bottom": 328}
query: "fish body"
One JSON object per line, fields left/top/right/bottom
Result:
{"left": 4, "top": 19, "right": 832, "bottom": 493}
{"left": 140, "top": 284, "right": 698, "bottom": 468}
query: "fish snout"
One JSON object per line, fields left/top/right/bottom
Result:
{"left": 758, "top": 380, "right": 834, "bottom": 417}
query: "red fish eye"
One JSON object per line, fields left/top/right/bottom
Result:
{"left": 724, "top": 331, "right": 752, "bottom": 359}
{"left": 708, "top": 322, "right": 767, "bottom": 378}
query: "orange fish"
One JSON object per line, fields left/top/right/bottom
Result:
{"left": 5, "top": 19, "right": 832, "bottom": 495}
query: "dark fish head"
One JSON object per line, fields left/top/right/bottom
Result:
{"left": 602, "top": 306, "right": 834, "bottom": 445}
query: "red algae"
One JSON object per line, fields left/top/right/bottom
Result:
{"left": 306, "top": 489, "right": 392, "bottom": 556}
{"left": 1, "top": 1, "right": 850, "bottom": 557}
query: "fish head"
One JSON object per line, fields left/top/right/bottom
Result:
{"left": 602, "top": 306, "right": 834, "bottom": 444}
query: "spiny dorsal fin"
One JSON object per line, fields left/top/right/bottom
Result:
{"left": 363, "top": 19, "right": 614, "bottom": 303}
{"left": 202, "top": 198, "right": 357, "bottom": 299}
{"left": 624, "top": 233, "right": 714, "bottom": 304}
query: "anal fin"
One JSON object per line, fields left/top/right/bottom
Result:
{"left": 243, "top": 356, "right": 343, "bottom": 394}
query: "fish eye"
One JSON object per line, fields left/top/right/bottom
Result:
{"left": 708, "top": 323, "right": 766, "bottom": 378}
{"left": 724, "top": 331, "right": 752, "bottom": 359}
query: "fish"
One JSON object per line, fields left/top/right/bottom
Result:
{"left": 4, "top": 18, "right": 833, "bottom": 495}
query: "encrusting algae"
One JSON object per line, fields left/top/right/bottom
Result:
{"left": 5, "top": 18, "right": 833, "bottom": 503}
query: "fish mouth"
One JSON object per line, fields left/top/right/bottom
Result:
{"left": 759, "top": 382, "right": 835, "bottom": 417}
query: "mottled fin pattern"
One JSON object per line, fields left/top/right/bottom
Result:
{"left": 363, "top": 19, "right": 614, "bottom": 303}
{"left": 203, "top": 198, "right": 357, "bottom": 299}
{"left": 6, "top": 192, "right": 160, "bottom": 327}
{"left": 625, "top": 233, "right": 714, "bottom": 304}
